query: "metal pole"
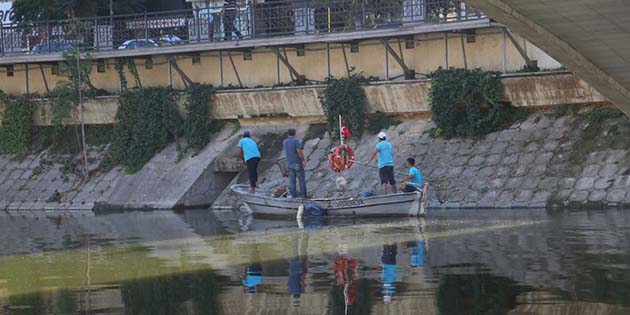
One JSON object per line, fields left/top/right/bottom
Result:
{"left": 143, "top": 12, "right": 148, "bottom": 39}
{"left": 444, "top": 32, "right": 448, "bottom": 69}
{"left": 77, "top": 50, "right": 88, "bottom": 178}
{"left": 276, "top": 48, "right": 280, "bottom": 85}
{"left": 195, "top": 7, "right": 201, "bottom": 42}
{"left": 94, "top": 17, "right": 99, "bottom": 50}
{"left": 502, "top": 28, "right": 507, "bottom": 73}
{"left": 167, "top": 56, "right": 172, "bottom": 87}
{"left": 24, "top": 64, "right": 29, "bottom": 94}
{"left": 384, "top": 40, "right": 389, "bottom": 80}
{"left": 219, "top": 51, "right": 224, "bottom": 87}
{"left": 326, "top": 42, "right": 331, "bottom": 79}
{"left": 0, "top": 22, "right": 4, "bottom": 57}
{"left": 460, "top": 33, "right": 467, "bottom": 70}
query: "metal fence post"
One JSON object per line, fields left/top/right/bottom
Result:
{"left": 361, "top": 0, "right": 366, "bottom": 29}
{"left": 46, "top": 20, "right": 50, "bottom": 47}
{"left": 195, "top": 7, "right": 201, "bottom": 42}
{"left": 143, "top": 12, "right": 148, "bottom": 39}
{"left": 94, "top": 17, "right": 100, "bottom": 50}
{"left": 0, "top": 22, "right": 4, "bottom": 56}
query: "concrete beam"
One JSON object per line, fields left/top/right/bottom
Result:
{"left": 463, "top": 0, "right": 630, "bottom": 115}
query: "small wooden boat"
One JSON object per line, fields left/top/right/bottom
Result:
{"left": 231, "top": 184, "right": 427, "bottom": 218}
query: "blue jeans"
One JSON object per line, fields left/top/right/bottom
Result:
{"left": 288, "top": 163, "right": 307, "bottom": 198}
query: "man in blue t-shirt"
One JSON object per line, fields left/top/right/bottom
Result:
{"left": 237, "top": 131, "right": 261, "bottom": 193}
{"left": 366, "top": 132, "right": 397, "bottom": 195}
{"left": 283, "top": 128, "right": 308, "bottom": 198}
{"left": 400, "top": 157, "right": 423, "bottom": 193}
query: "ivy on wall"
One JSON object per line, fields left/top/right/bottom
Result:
{"left": 0, "top": 92, "right": 35, "bottom": 156}
{"left": 428, "top": 68, "right": 527, "bottom": 138}
{"left": 184, "top": 84, "right": 215, "bottom": 150}
{"left": 320, "top": 75, "right": 367, "bottom": 138}
{"left": 112, "top": 87, "right": 183, "bottom": 173}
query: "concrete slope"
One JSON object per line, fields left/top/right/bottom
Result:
{"left": 100, "top": 127, "right": 241, "bottom": 209}
{"left": 464, "top": 0, "right": 630, "bottom": 114}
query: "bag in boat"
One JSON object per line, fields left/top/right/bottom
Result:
{"left": 303, "top": 204, "right": 327, "bottom": 217}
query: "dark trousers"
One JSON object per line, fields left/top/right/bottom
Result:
{"left": 223, "top": 11, "right": 242, "bottom": 40}
{"left": 246, "top": 157, "right": 260, "bottom": 188}
{"left": 288, "top": 163, "right": 307, "bottom": 198}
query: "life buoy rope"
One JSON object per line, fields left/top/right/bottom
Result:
{"left": 328, "top": 144, "right": 354, "bottom": 173}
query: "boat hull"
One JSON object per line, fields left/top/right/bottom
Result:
{"left": 232, "top": 185, "right": 424, "bottom": 218}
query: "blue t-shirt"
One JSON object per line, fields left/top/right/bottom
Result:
{"left": 237, "top": 137, "right": 261, "bottom": 162}
{"left": 408, "top": 166, "right": 422, "bottom": 185}
{"left": 283, "top": 137, "right": 302, "bottom": 166}
{"left": 376, "top": 140, "right": 394, "bottom": 168}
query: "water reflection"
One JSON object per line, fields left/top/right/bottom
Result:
{"left": 0, "top": 209, "right": 630, "bottom": 314}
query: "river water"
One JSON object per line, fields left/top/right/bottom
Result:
{"left": 0, "top": 209, "right": 629, "bottom": 315}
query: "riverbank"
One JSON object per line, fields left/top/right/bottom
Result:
{"left": 214, "top": 109, "right": 630, "bottom": 210}
{"left": 1, "top": 107, "right": 630, "bottom": 210}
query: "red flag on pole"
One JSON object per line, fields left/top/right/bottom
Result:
{"left": 340, "top": 125, "right": 352, "bottom": 140}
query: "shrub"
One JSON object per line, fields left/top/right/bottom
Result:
{"left": 0, "top": 92, "right": 35, "bottom": 156}
{"left": 428, "top": 68, "right": 527, "bottom": 137}
{"left": 184, "top": 84, "right": 215, "bottom": 149}
{"left": 112, "top": 87, "right": 183, "bottom": 173}
{"left": 320, "top": 75, "right": 367, "bottom": 138}
{"left": 588, "top": 107, "right": 625, "bottom": 123}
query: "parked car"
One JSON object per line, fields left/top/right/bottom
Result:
{"left": 31, "top": 42, "right": 74, "bottom": 54}
{"left": 117, "top": 39, "right": 159, "bottom": 50}
{"left": 158, "top": 35, "right": 182, "bottom": 46}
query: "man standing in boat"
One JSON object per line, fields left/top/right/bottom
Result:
{"left": 237, "top": 131, "right": 261, "bottom": 193}
{"left": 283, "top": 128, "right": 308, "bottom": 198}
{"left": 366, "top": 132, "right": 397, "bottom": 195}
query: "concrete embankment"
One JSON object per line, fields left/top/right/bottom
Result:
{"left": 2, "top": 110, "right": 630, "bottom": 210}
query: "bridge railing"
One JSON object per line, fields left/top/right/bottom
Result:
{"left": 0, "top": 0, "right": 485, "bottom": 57}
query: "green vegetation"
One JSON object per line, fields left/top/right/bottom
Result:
{"left": 184, "top": 84, "right": 215, "bottom": 150}
{"left": 428, "top": 68, "right": 528, "bottom": 138}
{"left": 367, "top": 111, "right": 401, "bottom": 134}
{"left": 112, "top": 87, "right": 182, "bottom": 173}
{"left": 0, "top": 92, "right": 35, "bottom": 156}
{"left": 588, "top": 107, "right": 625, "bottom": 123}
{"left": 553, "top": 104, "right": 578, "bottom": 116}
{"left": 320, "top": 75, "right": 367, "bottom": 138}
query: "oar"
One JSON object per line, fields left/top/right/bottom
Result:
{"left": 350, "top": 160, "right": 409, "bottom": 176}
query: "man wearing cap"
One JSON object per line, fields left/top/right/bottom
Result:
{"left": 237, "top": 131, "right": 261, "bottom": 193}
{"left": 283, "top": 128, "right": 308, "bottom": 198}
{"left": 366, "top": 132, "right": 397, "bottom": 195}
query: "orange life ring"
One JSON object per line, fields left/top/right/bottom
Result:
{"left": 328, "top": 144, "right": 354, "bottom": 172}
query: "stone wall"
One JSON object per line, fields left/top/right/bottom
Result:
{"left": 214, "top": 111, "right": 630, "bottom": 209}
{"left": 3, "top": 109, "right": 630, "bottom": 211}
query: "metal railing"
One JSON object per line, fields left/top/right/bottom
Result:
{"left": 0, "top": 0, "right": 484, "bottom": 57}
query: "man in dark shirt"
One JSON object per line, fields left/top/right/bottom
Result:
{"left": 223, "top": 0, "right": 242, "bottom": 40}
{"left": 283, "top": 128, "right": 308, "bottom": 198}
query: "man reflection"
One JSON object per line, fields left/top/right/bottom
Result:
{"left": 408, "top": 240, "right": 425, "bottom": 268}
{"left": 242, "top": 262, "right": 263, "bottom": 294}
{"left": 242, "top": 246, "right": 263, "bottom": 293}
{"left": 381, "top": 244, "right": 398, "bottom": 303}
{"left": 288, "top": 232, "right": 309, "bottom": 307}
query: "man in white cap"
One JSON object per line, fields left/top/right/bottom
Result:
{"left": 366, "top": 132, "right": 397, "bottom": 195}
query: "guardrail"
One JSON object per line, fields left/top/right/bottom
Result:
{"left": 0, "top": 0, "right": 484, "bottom": 57}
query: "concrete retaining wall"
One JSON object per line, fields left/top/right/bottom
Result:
{"left": 4, "top": 73, "right": 608, "bottom": 126}
{"left": 214, "top": 112, "right": 630, "bottom": 210}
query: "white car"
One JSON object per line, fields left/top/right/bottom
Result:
{"left": 118, "top": 39, "right": 159, "bottom": 50}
